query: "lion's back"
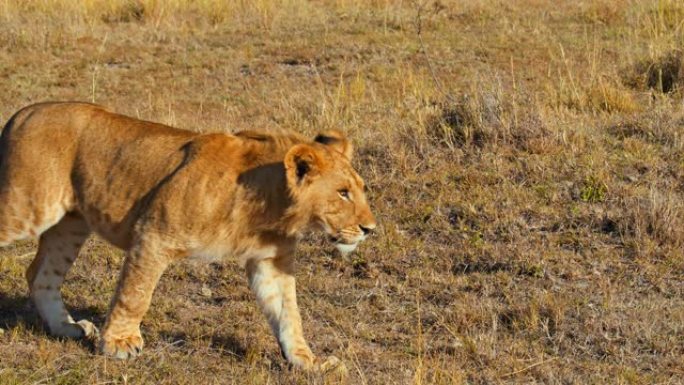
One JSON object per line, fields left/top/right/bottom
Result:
{"left": 0, "top": 102, "right": 198, "bottom": 247}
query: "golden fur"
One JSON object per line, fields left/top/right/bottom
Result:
{"left": 0, "top": 102, "right": 376, "bottom": 370}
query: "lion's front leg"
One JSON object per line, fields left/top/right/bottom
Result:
{"left": 100, "top": 245, "right": 170, "bottom": 359}
{"left": 247, "top": 257, "right": 340, "bottom": 371}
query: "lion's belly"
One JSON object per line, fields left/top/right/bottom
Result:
{"left": 78, "top": 206, "right": 135, "bottom": 250}
{"left": 91, "top": 221, "right": 134, "bottom": 250}
{"left": 187, "top": 240, "right": 278, "bottom": 266}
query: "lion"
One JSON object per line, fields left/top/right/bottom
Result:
{"left": 0, "top": 102, "right": 376, "bottom": 371}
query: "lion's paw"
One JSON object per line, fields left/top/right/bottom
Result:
{"left": 317, "top": 355, "right": 348, "bottom": 375}
{"left": 289, "top": 348, "right": 316, "bottom": 370}
{"left": 76, "top": 320, "right": 99, "bottom": 339}
{"left": 100, "top": 333, "right": 144, "bottom": 360}
{"left": 51, "top": 319, "right": 99, "bottom": 339}
{"left": 286, "top": 348, "right": 347, "bottom": 377}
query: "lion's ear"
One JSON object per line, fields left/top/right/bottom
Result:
{"left": 314, "top": 129, "right": 353, "bottom": 161}
{"left": 284, "top": 144, "right": 323, "bottom": 186}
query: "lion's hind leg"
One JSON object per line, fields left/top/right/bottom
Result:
{"left": 26, "top": 212, "right": 98, "bottom": 338}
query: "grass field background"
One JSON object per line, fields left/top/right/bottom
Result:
{"left": 1, "top": 1, "right": 683, "bottom": 384}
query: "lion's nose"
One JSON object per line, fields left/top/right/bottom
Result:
{"left": 359, "top": 224, "right": 375, "bottom": 235}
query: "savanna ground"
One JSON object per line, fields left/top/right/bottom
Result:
{"left": 0, "top": 0, "right": 683, "bottom": 384}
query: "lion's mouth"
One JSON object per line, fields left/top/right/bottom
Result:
{"left": 328, "top": 235, "right": 360, "bottom": 256}
{"left": 334, "top": 241, "right": 358, "bottom": 256}
{"left": 329, "top": 235, "right": 358, "bottom": 245}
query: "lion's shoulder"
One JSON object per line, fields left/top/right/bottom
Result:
{"left": 231, "top": 130, "right": 313, "bottom": 163}
{"left": 234, "top": 129, "right": 308, "bottom": 147}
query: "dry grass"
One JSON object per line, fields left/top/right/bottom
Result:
{"left": 1, "top": 0, "right": 683, "bottom": 384}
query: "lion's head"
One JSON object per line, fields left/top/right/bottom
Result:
{"left": 284, "top": 130, "right": 376, "bottom": 255}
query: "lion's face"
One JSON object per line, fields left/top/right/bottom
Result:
{"left": 284, "top": 130, "right": 377, "bottom": 255}
{"left": 309, "top": 159, "right": 376, "bottom": 255}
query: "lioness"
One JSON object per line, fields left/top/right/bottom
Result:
{"left": 0, "top": 102, "right": 376, "bottom": 370}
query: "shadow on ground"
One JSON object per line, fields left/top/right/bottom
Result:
{"left": 0, "top": 292, "right": 103, "bottom": 351}
{"left": 158, "top": 330, "right": 248, "bottom": 359}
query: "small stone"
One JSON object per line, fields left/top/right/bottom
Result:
{"left": 200, "top": 285, "right": 213, "bottom": 298}
{"left": 0, "top": 327, "right": 5, "bottom": 335}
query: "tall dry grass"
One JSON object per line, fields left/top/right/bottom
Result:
{"left": 0, "top": 0, "right": 683, "bottom": 384}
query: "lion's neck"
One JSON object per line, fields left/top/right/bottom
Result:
{"left": 232, "top": 136, "right": 317, "bottom": 239}
{"left": 235, "top": 161, "right": 308, "bottom": 236}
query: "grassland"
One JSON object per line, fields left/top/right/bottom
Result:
{"left": 1, "top": 0, "right": 683, "bottom": 384}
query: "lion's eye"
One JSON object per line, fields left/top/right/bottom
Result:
{"left": 338, "top": 189, "right": 350, "bottom": 200}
